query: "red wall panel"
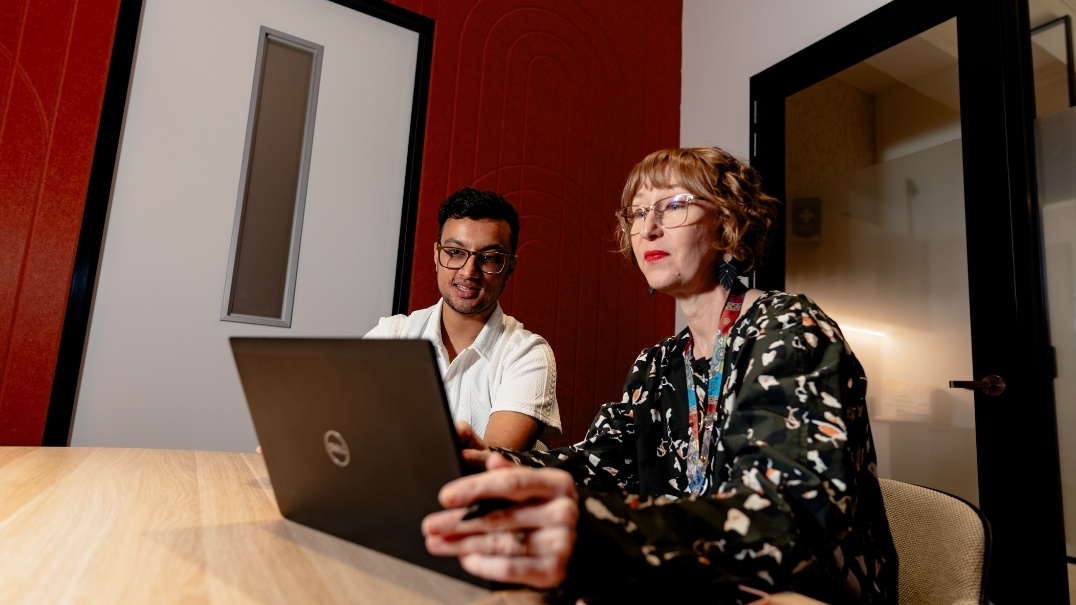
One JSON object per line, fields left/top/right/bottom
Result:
{"left": 388, "top": 0, "right": 680, "bottom": 445}
{"left": 1, "top": 0, "right": 677, "bottom": 446}
{"left": 0, "top": 0, "right": 121, "bottom": 445}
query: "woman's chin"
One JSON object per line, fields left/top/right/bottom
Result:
{"left": 647, "top": 283, "right": 675, "bottom": 296}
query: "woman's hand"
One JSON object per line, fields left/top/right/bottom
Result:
{"left": 422, "top": 453, "right": 579, "bottom": 588}
{"left": 455, "top": 420, "right": 492, "bottom": 468}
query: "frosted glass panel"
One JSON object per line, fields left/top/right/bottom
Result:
{"left": 783, "top": 18, "right": 977, "bottom": 505}
{"left": 787, "top": 139, "right": 977, "bottom": 504}
{"left": 1035, "top": 107, "right": 1076, "bottom": 554}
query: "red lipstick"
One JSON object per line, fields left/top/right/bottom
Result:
{"left": 643, "top": 250, "right": 668, "bottom": 263}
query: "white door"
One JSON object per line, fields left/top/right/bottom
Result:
{"left": 71, "top": 0, "right": 420, "bottom": 451}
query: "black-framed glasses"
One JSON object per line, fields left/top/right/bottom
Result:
{"left": 615, "top": 194, "right": 709, "bottom": 234}
{"left": 436, "top": 245, "right": 515, "bottom": 274}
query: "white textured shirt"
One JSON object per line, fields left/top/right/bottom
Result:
{"left": 364, "top": 301, "right": 561, "bottom": 442}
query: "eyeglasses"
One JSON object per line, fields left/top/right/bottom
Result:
{"left": 436, "top": 245, "right": 515, "bottom": 274}
{"left": 615, "top": 194, "right": 709, "bottom": 234}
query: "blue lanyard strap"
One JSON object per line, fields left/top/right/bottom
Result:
{"left": 683, "top": 290, "right": 744, "bottom": 495}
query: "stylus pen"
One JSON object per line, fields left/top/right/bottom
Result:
{"left": 461, "top": 498, "right": 517, "bottom": 520}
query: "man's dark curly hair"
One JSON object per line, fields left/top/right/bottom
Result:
{"left": 437, "top": 187, "right": 521, "bottom": 253}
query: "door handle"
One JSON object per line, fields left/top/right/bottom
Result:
{"left": 949, "top": 374, "right": 1005, "bottom": 396}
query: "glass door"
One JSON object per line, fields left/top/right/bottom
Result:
{"left": 782, "top": 18, "right": 978, "bottom": 504}
{"left": 751, "top": 0, "right": 1067, "bottom": 601}
{"left": 1030, "top": 0, "right": 1076, "bottom": 572}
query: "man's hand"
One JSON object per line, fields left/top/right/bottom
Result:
{"left": 422, "top": 453, "right": 578, "bottom": 589}
{"left": 455, "top": 420, "right": 492, "bottom": 468}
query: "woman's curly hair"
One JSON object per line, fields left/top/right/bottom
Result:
{"left": 616, "top": 146, "right": 780, "bottom": 273}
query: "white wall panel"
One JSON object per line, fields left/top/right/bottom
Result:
{"left": 72, "top": 0, "right": 418, "bottom": 451}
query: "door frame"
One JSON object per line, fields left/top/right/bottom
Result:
{"left": 42, "top": 0, "right": 435, "bottom": 447}
{"left": 750, "top": 0, "right": 1066, "bottom": 601}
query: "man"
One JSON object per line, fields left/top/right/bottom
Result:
{"left": 365, "top": 187, "right": 560, "bottom": 450}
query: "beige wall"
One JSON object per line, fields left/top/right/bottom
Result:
{"left": 680, "top": 0, "right": 892, "bottom": 156}
{"left": 876, "top": 84, "right": 960, "bottom": 161}
{"left": 786, "top": 78, "right": 876, "bottom": 195}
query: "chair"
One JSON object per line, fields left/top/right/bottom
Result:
{"left": 878, "top": 478, "right": 991, "bottom": 605}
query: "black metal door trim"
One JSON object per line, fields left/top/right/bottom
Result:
{"left": 749, "top": 0, "right": 1065, "bottom": 601}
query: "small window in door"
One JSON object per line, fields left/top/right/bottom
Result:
{"left": 222, "top": 27, "right": 323, "bottom": 327}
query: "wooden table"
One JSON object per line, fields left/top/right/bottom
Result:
{"left": 0, "top": 447, "right": 513, "bottom": 604}
{"left": 0, "top": 447, "right": 825, "bottom": 604}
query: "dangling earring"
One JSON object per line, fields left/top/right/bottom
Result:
{"left": 648, "top": 286, "right": 655, "bottom": 295}
{"left": 717, "top": 253, "right": 738, "bottom": 291}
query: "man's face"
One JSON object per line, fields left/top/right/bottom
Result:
{"left": 435, "top": 217, "right": 515, "bottom": 318}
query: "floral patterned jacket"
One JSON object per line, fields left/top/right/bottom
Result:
{"left": 503, "top": 291, "right": 898, "bottom": 604}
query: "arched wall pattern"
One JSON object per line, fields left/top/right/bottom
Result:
{"left": 388, "top": 0, "right": 680, "bottom": 445}
{"left": 0, "top": 0, "right": 121, "bottom": 444}
{"left": 0, "top": 0, "right": 678, "bottom": 446}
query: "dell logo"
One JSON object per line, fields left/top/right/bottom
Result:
{"left": 323, "top": 430, "right": 350, "bottom": 467}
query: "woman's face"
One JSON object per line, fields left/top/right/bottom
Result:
{"left": 629, "top": 182, "right": 723, "bottom": 298}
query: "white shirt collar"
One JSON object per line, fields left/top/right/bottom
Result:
{"left": 428, "top": 300, "right": 504, "bottom": 361}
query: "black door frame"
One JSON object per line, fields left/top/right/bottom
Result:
{"left": 750, "top": 0, "right": 1065, "bottom": 601}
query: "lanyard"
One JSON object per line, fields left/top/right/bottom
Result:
{"left": 683, "top": 290, "right": 744, "bottom": 495}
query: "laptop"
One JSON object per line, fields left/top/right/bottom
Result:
{"left": 229, "top": 337, "right": 481, "bottom": 585}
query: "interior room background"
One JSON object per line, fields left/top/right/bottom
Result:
{"left": 3, "top": 0, "right": 684, "bottom": 450}
{"left": 2, "top": 0, "right": 906, "bottom": 452}
{"left": 13, "top": 0, "right": 1076, "bottom": 600}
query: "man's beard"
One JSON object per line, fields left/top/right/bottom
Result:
{"left": 440, "top": 286, "right": 498, "bottom": 316}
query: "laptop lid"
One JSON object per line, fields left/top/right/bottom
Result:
{"left": 229, "top": 337, "right": 479, "bottom": 585}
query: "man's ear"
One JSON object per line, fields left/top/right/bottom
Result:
{"left": 506, "top": 255, "right": 517, "bottom": 277}
{"left": 433, "top": 240, "right": 440, "bottom": 270}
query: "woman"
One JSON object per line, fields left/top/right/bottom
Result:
{"left": 422, "top": 147, "right": 898, "bottom": 603}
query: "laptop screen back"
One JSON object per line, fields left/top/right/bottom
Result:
{"left": 230, "top": 337, "right": 478, "bottom": 584}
